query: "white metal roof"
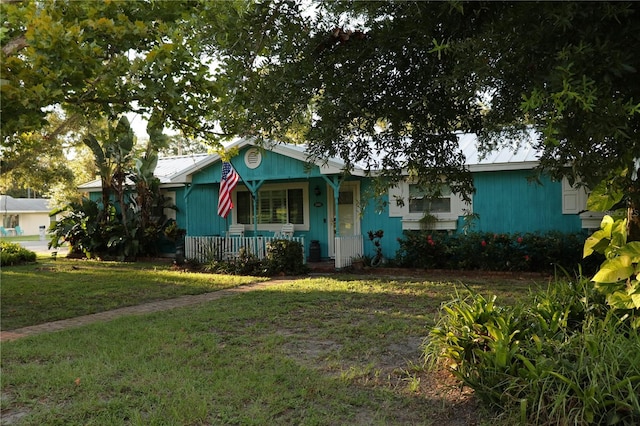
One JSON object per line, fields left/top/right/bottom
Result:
{"left": 0, "top": 195, "right": 51, "bottom": 213}
{"left": 78, "top": 153, "right": 215, "bottom": 190}
{"left": 458, "top": 131, "right": 541, "bottom": 171}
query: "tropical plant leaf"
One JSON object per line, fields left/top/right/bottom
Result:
{"left": 586, "top": 180, "right": 624, "bottom": 212}
{"left": 618, "top": 242, "right": 640, "bottom": 263}
{"left": 583, "top": 229, "right": 611, "bottom": 257}
{"left": 607, "top": 291, "right": 637, "bottom": 310}
{"left": 592, "top": 257, "right": 634, "bottom": 283}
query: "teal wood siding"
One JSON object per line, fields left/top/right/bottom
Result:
{"left": 88, "top": 192, "right": 100, "bottom": 203}
{"left": 359, "top": 179, "right": 403, "bottom": 259}
{"left": 173, "top": 186, "right": 187, "bottom": 230}
{"left": 185, "top": 184, "right": 224, "bottom": 236}
{"left": 306, "top": 177, "right": 330, "bottom": 259}
{"left": 191, "top": 147, "right": 324, "bottom": 185}
{"left": 472, "top": 170, "right": 582, "bottom": 234}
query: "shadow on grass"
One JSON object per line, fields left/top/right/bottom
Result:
{"left": 1, "top": 276, "right": 533, "bottom": 425}
{"left": 0, "top": 258, "right": 265, "bottom": 330}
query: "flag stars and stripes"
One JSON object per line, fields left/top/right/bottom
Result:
{"left": 217, "top": 162, "right": 240, "bottom": 218}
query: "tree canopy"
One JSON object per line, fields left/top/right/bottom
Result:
{"left": 1, "top": 0, "right": 232, "bottom": 197}
{"left": 205, "top": 0, "right": 640, "bottom": 234}
{"left": 1, "top": 0, "right": 222, "bottom": 146}
{"left": 2, "top": 1, "right": 639, "bottom": 235}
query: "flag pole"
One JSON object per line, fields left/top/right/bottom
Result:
{"left": 228, "top": 160, "right": 262, "bottom": 257}
{"left": 228, "top": 160, "right": 258, "bottom": 237}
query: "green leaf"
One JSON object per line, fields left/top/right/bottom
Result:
{"left": 587, "top": 181, "right": 624, "bottom": 211}
{"left": 617, "top": 242, "right": 640, "bottom": 263}
{"left": 608, "top": 218, "right": 628, "bottom": 250}
{"left": 583, "top": 229, "right": 611, "bottom": 257}
{"left": 630, "top": 293, "right": 640, "bottom": 309}
{"left": 607, "top": 291, "right": 636, "bottom": 310}
{"left": 592, "top": 256, "right": 634, "bottom": 283}
{"left": 600, "top": 215, "right": 615, "bottom": 233}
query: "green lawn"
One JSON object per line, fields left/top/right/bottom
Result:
{"left": 1, "top": 258, "right": 267, "bottom": 330}
{"left": 0, "top": 234, "right": 41, "bottom": 242}
{"left": 1, "top": 259, "right": 545, "bottom": 425}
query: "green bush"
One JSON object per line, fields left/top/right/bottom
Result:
{"left": 396, "top": 230, "right": 601, "bottom": 273}
{"left": 265, "top": 239, "right": 307, "bottom": 276}
{"left": 584, "top": 215, "right": 640, "bottom": 329}
{"left": 425, "top": 277, "right": 640, "bottom": 424}
{"left": 49, "top": 196, "right": 176, "bottom": 261}
{"left": 200, "top": 239, "right": 308, "bottom": 276}
{"left": 0, "top": 241, "right": 37, "bottom": 265}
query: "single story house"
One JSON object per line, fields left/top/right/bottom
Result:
{"left": 78, "top": 135, "right": 601, "bottom": 267}
{"left": 0, "top": 195, "right": 53, "bottom": 236}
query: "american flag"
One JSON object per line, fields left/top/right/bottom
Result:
{"left": 217, "top": 162, "right": 240, "bottom": 218}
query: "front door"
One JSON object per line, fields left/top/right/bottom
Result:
{"left": 327, "top": 181, "right": 360, "bottom": 258}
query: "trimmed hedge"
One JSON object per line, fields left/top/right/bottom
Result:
{"left": 396, "top": 230, "right": 602, "bottom": 274}
{"left": 0, "top": 241, "right": 37, "bottom": 266}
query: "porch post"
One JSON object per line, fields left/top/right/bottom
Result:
{"left": 240, "top": 179, "right": 264, "bottom": 256}
{"left": 183, "top": 183, "right": 193, "bottom": 235}
{"left": 321, "top": 175, "right": 343, "bottom": 237}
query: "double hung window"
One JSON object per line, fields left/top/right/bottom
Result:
{"left": 237, "top": 187, "right": 305, "bottom": 225}
{"left": 408, "top": 185, "right": 452, "bottom": 214}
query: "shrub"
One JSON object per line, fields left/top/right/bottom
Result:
{"left": 0, "top": 241, "right": 37, "bottom": 265}
{"left": 584, "top": 215, "right": 640, "bottom": 329}
{"left": 396, "top": 230, "right": 601, "bottom": 274}
{"left": 49, "top": 195, "right": 176, "bottom": 261}
{"left": 425, "top": 277, "right": 640, "bottom": 424}
{"left": 265, "top": 239, "right": 307, "bottom": 276}
{"left": 200, "top": 239, "right": 308, "bottom": 276}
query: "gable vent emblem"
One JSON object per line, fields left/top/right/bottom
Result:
{"left": 245, "top": 148, "right": 262, "bottom": 169}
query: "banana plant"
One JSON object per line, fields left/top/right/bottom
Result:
{"left": 83, "top": 115, "right": 135, "bottom": 233}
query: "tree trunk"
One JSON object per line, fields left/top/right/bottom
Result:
{"left": 629, "top": 197, "right": 640, "bottom": 243}
{"left": 100, "top": 181, "right": 112, "bottom": 224}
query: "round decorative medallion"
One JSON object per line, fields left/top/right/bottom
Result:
{"left": 244, "top": 148, "right": 262, "bottom": 169}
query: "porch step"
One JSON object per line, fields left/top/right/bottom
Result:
{"left": 307, "top": 260, "right": 336, "bottom": 273}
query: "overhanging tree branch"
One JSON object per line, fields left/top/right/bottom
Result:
{"left": 2, "top": 34, "right": 27, "bottom": 56}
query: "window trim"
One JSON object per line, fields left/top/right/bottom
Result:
{"left": 561, "top": 177, "right": 588, "bottom": 215}
{"left": 234, "top": 182, "right": 310, "bottom": 232}
{"left": 561, "top": 177, "right": 606, "bottom": 230}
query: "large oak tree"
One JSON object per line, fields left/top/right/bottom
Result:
{"left": 1, "top": 0, "right": 223, "bottom": 189}
{"left": 1, "top": 0, "right": 222, "bottom": 136}
{"left": 206, "top": 1, "right": 640, "bottom": 237}
{"left": 3, "top": 1, "right": 639, "bottom": 237}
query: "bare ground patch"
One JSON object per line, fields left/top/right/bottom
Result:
{"left": 278, "top": 329, "right": 480, "bottom": 425}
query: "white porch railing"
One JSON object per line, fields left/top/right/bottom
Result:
{"left": 335, "top": 234, "right": 364, "bottom": 269}
{"left": 185, "top": 236, "right": 305, "bottom": 263}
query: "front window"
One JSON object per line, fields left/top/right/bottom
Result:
{"left": 408, "top": 184, "right": 452, "bottom": 213}
{"left": 2, "top": 214, "right": 19, "bottom": 228}
{"left": 237, "top": 187, "right": 305, "bottom": 225}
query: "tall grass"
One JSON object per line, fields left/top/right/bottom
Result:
{"left": 426, "top": 277, "right": 640, "bottom": 424}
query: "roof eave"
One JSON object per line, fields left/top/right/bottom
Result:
{"left": 468, "top": 161, "right": 540, "bottom": 172}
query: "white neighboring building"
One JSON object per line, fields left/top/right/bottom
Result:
{"left": 0, "top": 195, "right": 52, "bottom": 236}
